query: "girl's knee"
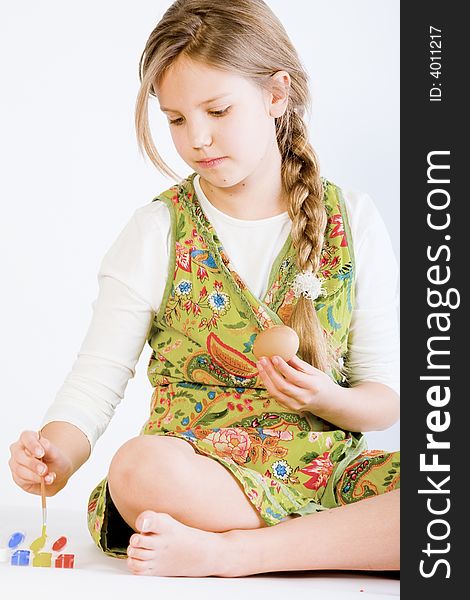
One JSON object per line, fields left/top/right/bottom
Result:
{"left": 107, "top": 434, "right": 193, "bottom": 493}
{"left": 108, "top": 436, "right": 145, "bottom": 481}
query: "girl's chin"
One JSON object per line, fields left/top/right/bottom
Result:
{"left": 196, "top": 169, "right": 240, "bottom": 186}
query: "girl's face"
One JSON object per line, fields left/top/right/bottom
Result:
{"left": 156, "top": 55, "right": 284, "bottom": 188}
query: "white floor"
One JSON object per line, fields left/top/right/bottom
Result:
{"left": 0, "top": 504, "right": 399, "bottom": 600}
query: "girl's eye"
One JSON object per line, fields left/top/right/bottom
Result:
{"left": 208, "top": 106, "right": 230, "bottom": 117}
{"left": 168, "top": 106, "right": 231, "bottom": 126}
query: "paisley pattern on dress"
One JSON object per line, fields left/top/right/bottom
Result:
{"left": 336, "top": 450, "right": 401, "bottom": 504}
{"left": 86, "top": 172, "right": 399, "bottom": 557}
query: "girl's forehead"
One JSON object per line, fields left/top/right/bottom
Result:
{"left": 157, "top": 56, "right": 256, "bottom": 108}
{"left": 162, "top": 55, "right": 238, "bottom": 85}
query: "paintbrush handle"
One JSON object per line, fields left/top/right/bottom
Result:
{"left": 38, "top": 429, "right": 47, "bottom": 525}
{"left": 41, "top": 479, "right": 46, "bottom": 508}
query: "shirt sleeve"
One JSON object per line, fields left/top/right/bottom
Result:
{"left": 40, "top": 202, "right": 171, "bottom": 451}
{"left": 342, "top": 190, "right": 400, "bottom": 396}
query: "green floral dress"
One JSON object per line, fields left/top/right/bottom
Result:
{"left": 87, "top": 172, "right": 400, "bottom": 557}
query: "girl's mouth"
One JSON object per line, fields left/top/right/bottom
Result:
{"left": 197, "top": 157, "right": 227, "bottom": 168}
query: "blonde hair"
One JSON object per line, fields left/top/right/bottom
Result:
{"left": 135, "top": 0, "right": 347, "bottom": 379}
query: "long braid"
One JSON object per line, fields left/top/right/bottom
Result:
{"left": 278, "top": 109, "right": 346, "bottom": 377}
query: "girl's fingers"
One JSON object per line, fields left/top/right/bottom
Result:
{"left": 259, "top": 358, "right": 306, "bottom": 398}
{"left": 15, "top": 454, "right": 48, "bottom": 476}
{"left": 257, "top": 362, "right": 299, "bottom": 406}
{"left": 271, "top": 355, "right": 314, "bottom": 387}
{"left": 10, "top": 471, "right": 35, "bottom": 489}
{"left": 19, "top": 431, "right": 44, "bottom": 458}
{"left": 14, "top": 464, "right": 43, "bottom": 485}
{"left": 286, "top": 353, "right": 317, "bottom": 374}
{"left": 12, "top": 463, "right": 55, "bottom": 487}
{"left": 38, "top": 437, "right": 62, "bottom": 462}
{"left": 10, "top": 437, "right": 49, "bottom": 474}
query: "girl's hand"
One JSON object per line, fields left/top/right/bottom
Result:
{"left": 256, "top": 354, "right": 338, "bottom": 413}
{"left": 8, "top": 430, "right": 74, "bottom": 497}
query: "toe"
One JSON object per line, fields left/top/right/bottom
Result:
{"left": 127, "top": 556, "right": 153, "bottom": 575}
{"left": 135, "top": 509, "right": 158, "bottom": 532}
{"left": 127, "top": 545, "right": 155, "bottom": 560}
{"left": 135, "top": 510, "right": 174, "bottom": 533}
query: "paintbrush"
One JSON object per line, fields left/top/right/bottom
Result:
{"left": 38, "top": 429, "right": 47, "bottom": 533}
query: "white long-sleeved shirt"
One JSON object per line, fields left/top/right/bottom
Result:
{"left": 41, "top": 174, "right": 400, "bottom": 451}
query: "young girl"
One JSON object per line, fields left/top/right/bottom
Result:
{"left": 8, "top": 0, "right": 400, "bottom": 578}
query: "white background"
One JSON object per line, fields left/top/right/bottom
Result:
{"left": 0, "top": 1, "right": 399, "bottom": 511}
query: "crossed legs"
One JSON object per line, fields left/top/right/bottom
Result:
{"left": 107, "top": 434, "right": 399, "bottom": 577}
{"left": 107, "top": 434, "right": 271, "bottom": 532}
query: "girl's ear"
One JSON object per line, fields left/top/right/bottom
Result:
{"left": 268, "top": 71, "right": 291, "bottom": 118}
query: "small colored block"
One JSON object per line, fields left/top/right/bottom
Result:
{"left": 55, "top": 553, "right": 75, "bottom": 568}
{"left": 11, "top": 549, "right": 30, "bottom": 566}
{"left": 8, "top": 531, "right": 25, "bottom": 549}
{"left": 33, "top": 552, "right": 52, "bottom": 567}
{"left": 52, "top": 536, "right": 67, "bottom": 551}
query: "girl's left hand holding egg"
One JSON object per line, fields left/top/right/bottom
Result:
{"left": 256, "top": 354, "right": 338, "bottom": 413}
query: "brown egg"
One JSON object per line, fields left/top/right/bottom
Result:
{"left": 253, "top": 325, "right": 300, "bottom": 362}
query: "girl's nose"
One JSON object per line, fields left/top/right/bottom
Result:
{"left": 189, "top": 122, "right": 213, "bottom": 150}
{"left": 192, "top": 135, "right": 213, "bottom": 150}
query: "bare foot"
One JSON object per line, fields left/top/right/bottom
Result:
{"left": 126, "top": 510, "right": 229, "bottom": 577}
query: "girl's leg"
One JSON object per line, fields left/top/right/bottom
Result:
{"left": 108, "top": 434, "right": 399, "bottom": 576}
{"left": 220, "top": 488, "right": 400, "bottom": 576}
{"left": 107, "top": 434, "right": 275, "bottom": 532}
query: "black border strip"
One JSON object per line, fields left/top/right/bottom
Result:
{"left": 401, "top": 2, "right": 464, "bottom": 596}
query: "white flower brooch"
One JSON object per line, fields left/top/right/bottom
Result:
{"left": 291, "top": 270, "right": 327, "bottom": 300}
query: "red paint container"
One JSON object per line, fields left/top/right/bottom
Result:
{"left": 55, "top": 553, "right": 75, "bottom": 569}
{"left": 52, "top": 536, "right": 67, "bottom": 552}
